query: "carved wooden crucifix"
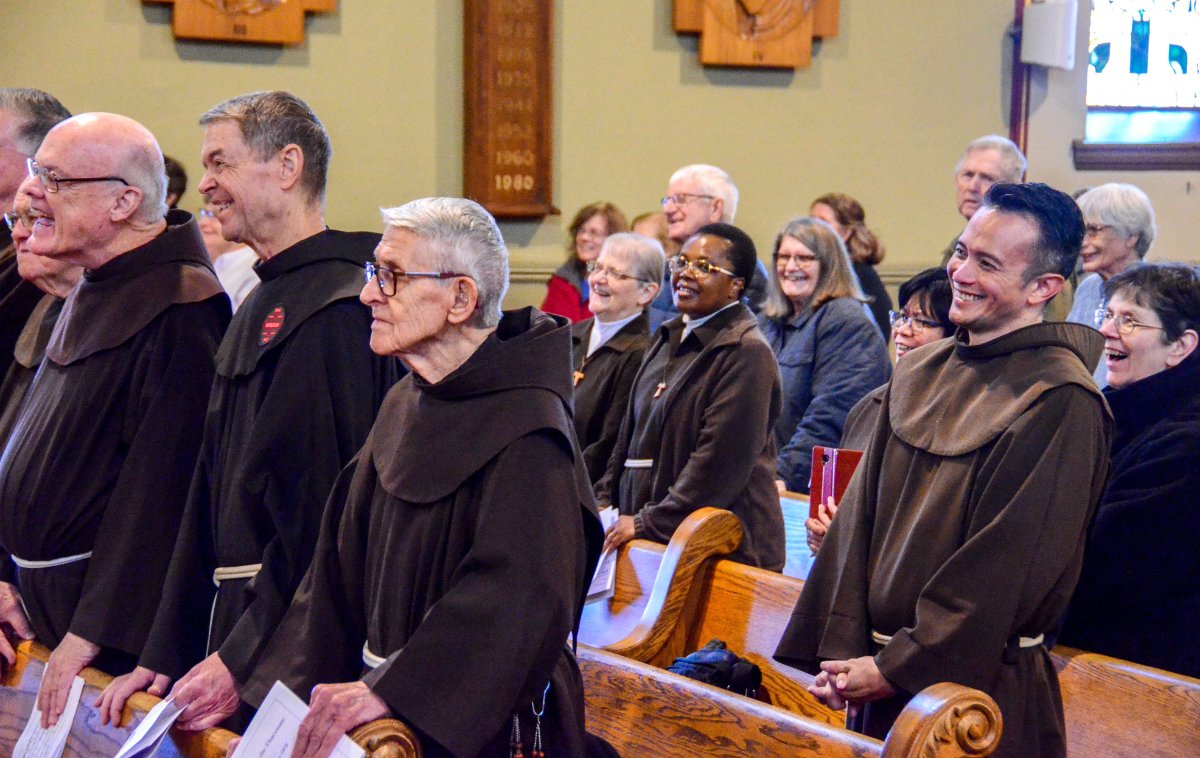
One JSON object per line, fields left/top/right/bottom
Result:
{"left": 146, "top": 0, "right": 336, "bottom": 45}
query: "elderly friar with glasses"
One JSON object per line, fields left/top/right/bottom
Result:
{"left": 238, "top": 197, "right": 603, "bottom": 758}
{"left": 596, "top": 222, "right": 786, "bottom": 572}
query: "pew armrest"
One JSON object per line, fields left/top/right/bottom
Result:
{"left": 605, "top": 507, "right": 742, "bottom": 662}
{"left": 349, "top": 719, "right": 422, "bottom": 758}
{"left": 880, "top": 682, "right": 1002, "bottom": 758}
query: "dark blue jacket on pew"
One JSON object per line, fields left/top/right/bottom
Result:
{"left": 758, "top": 296, "right": 892, "bottom": 493}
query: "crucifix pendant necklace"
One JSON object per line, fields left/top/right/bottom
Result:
{"left": 654, "top": 382, "right": 667, "bottom": 398}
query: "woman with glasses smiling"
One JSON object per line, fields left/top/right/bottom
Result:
{"left": 541, "top": 201, "right": 627, "bottom": 322}
{"left": 596, "top": 223, "right": 785, "bottom": 571}
{"left": 758, "top": 217, "right": 891, "bottom": 496}
{"left": 1060, "top": 263, "right": 1200, "bottom": 678}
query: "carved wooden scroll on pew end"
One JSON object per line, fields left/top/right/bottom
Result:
{"left": 348, "top": 718, "right": 422, "bottom": 758}
{"left": 880, "top": 682, "right": 1002, "bottom": 758}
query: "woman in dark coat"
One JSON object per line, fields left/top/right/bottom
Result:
{"left": 758, "top": 217, "right": 892, "bottom": 494}
{"left": 1060, "top": 263, "right": 1200, "bottom": 678}
{"left": 810, "top": 193, "right": 893, "bottom": 339}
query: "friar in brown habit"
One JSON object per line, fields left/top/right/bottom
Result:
{"left": 238, "top": 198, "right": 602, "bottom": 758}
{"left": 775, "top": 183, "right": 1112, "bottom": 758}
{"left": 570, "top": 232, "right": 663, "bottom": 484}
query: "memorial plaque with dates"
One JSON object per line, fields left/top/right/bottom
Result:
{"left": 463, "top": 0, "right": 554, "bottom": 218}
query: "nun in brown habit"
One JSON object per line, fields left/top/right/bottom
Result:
{"left": 776, "top": 184, "right": 1113, "bottom": 758}
{"left": 241, "top": 198, "right": 602, "bottom": 758}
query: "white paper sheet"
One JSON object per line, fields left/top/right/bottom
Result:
{"left": 230, "top": 681, "right": 365, "bottom": 758}
{"left": 585, "top": 506, "right": 619, "bottom": 605}
{"left": 111, "top": 697, "right": 184, "bottom": 758}
{"left": 12, "top": 676, "right": 86, "bottom": 758}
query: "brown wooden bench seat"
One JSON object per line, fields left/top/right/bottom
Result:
{"left": 578, "top": 644, "right": 1001, "bottom": 758}
{"left": 577, "top": 507, "right": 742, "bottom": 663}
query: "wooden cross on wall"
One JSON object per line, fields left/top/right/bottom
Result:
{"left": 146, "top": 0, "right": 336, "bottom": 45}
{"left": 674, "top": 0, "right": 840, "bottom": 68}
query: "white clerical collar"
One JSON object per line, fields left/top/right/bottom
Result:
{"left": 681, "top": 301, "right": 738, "bottom": 342}
{"left": 587, "top": 311, "right": 641, "bottom": 357}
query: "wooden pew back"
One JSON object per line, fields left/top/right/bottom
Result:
{"left": 1052, "top": 646, "right": 1200, "bottom": 758}
{"left": 577, "top": 507, "right": 742, "bottom": 662}
{"left": 578, "top": 644, "right": 1001, "bottom": 758}
{"left": 0, "top": 641, "right": 233, "bottom": 758}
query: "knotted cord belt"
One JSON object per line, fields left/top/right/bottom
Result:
{"left": 206, "top": 563, "right": 263, "bottom": 653}
{"left": 871, "top": 630, "right": 1044, "bottom": 648}
{"left": 11, "top": 552, "right": 92, "bottom": 569}
{"left": 362, "top": 643, "right": 386, "bottom": 669}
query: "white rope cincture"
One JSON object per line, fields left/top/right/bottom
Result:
{"left": 11, "top": 552, "right": 92, "bottom": 569}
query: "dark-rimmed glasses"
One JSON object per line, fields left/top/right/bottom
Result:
{"left": 3, "top": 211, "right": 36, "bottom": 232}
{"left": 1083, "top": 224, "right": 1112, "bottom": 238}
{"left": 585, "top": 260, "right": 651, "bottom": 283}
{"left": 661, "top": 193, "right": 715, "bottom": 208}
{"left": 364, "top": 262, "right": 469, "bottom": 297}
{"left": 1094, "top": 308, "right": 1165, "bottom": 336}
{"left": 889, "top": 311, "right": 941, "bottom": 334}
{"left": 667, "top": 253, "right": 735, "bottom": 278}
{"left": 27, "top": 158, "right": 129, "bottom": 194}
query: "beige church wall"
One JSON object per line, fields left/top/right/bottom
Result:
{"left": 0, "top": 0, "right": 1018, "bottom": 309}
{"left": 1025, "top": 3, "right": 1200, "bottom": 267}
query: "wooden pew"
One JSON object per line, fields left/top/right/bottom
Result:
{"left": 1053, "top": 646, "right": 1200, "bottom": 758}
{"left": 579, "top": 644, "right": 1002, "bottom": 758}
{"left": 577, "top": 507, "right": 742, "bottom": 664}
{"left": 0, "top": 640, "right": 422, "bottom": 758}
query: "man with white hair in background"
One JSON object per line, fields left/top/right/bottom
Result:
{"left": 649, "top": 164, "right": 770, "bottom": 330}
{"left": 0, "top": 112, "right": 230, "bottom": 727}
{"left": 0, "top": 89, "right": 72, "bottom": 378}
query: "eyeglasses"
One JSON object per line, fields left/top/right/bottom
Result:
{"left": 3, "top": 211, "right": 36, "bottom": 232}
{"left": 775, "top": 252, "right": 819, "bottom": 266}
{"left": 364, "top": 262, "right": 469, "bottom": 297}
{"left": 26, "top": 158, "right": 129, "bottom": 194}
{"left": 585, "top": 260, "right": 650, "bottom": 283}
{"left": 661, "top": 193, "right": 715, "bottom": 208}
{"left": 889, "top": 311, "right": 942, "bottom": 334}
{"left": 1093, "top": 308, "right": 1165, "bottom": 335}
{"left": 1084, "top": 224, "right": 1112, "bottom": 237}
{"left": 199, "top": 208, "right": 217, "bottom": 219}
{"left": 667, "top": 253, "right": 736, "bottom": 278}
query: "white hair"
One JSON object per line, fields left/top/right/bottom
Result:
{"left": 669, "top": 164, "right": 738, "bottom": 222}
{"left": 380, "top": 197, "right": 509, "bottom": 328}
{"left": 126, "top": 142, "right": 168, "bottom": 224}
{"left": 601, "top": 232, "right": 665, "bottom": 284}
{"left": 956, "top": 135, "right": 1027, "bottom": 183}
{"left": 1077, "top": 183, "right": 1157, "bottom": 258}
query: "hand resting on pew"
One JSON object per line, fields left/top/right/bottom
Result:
{"left": 601, "top": 514, "right": 636, "bottom": 554}
{"left": 168, "top": 652, "right": 241, "bottom": 731}
{"left": 98, "top": 664, "right": 171, "bottom": 725}
{"left": 808, "top": 655, "right": 895, "bottom": 719}
{"left": 0, "top": 582, "right": 34, "bottom": 668}
{"left": 38, "top": 632, "right": 99, "bottom": 728}
{"left": 290, "top": 681, "right": 389, "bottom": 758}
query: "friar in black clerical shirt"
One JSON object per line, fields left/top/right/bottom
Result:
{"left": 98, "top": 92, "right": 404, "bottom": 733}
{"left": 0, "top": 113, "right": 230, "bottom": 728}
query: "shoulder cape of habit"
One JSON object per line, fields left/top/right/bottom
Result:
{"left": 374, "top": 307, "right": 581, "bottom": 503}
{"left": 889, "top": 321, "right": 1105, "bottom": 456}
{"left": 215, "top": 229, "right": 380, "bottom": 378}
{"left": 45, "top": 210, "right": 226, "bottom": 366}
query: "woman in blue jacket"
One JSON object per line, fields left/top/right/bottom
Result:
{"left": 758, "top": 216, "right": 892, "bottom": 494}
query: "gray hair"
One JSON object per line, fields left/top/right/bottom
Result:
{"left": 957, "top": 135, "right": 1026, "bottom": 183}
{"left": 0, "top": 88, "right": 71, "bottom": 156}
{"left": 200, "top": 91, "right": 330, "bottom": 202}
{"left": 380, "top": 198, "right": 509, "bottom": 328}
{"left": 601, "top": 232, "right": 665, "bottom": 285}
{"left": 1077, "top": 182, "right": 1157, "bottom": 258}
{"left": 669, "top": 164, "right": 738, "bottom": 222}
{"left": 763, "top": 217, "right": 866, "bottom": 320}
{"left": 125, "top": 138, "right": 168, "bottom": 224}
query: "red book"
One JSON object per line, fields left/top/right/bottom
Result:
{"left": 808, "top": 447, "right": 864, "bottom": 519}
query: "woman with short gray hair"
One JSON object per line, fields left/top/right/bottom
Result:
{"left": 759, "top": 217, "right": 892, "bottom": 495}
{"left": 1067, "top": 183, "right": 1157, "bottom": 386}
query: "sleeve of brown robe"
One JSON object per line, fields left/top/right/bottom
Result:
{"left": 68, "top": 301, "right": 226, "bottom": 657}
{"left": 634, "top": 340, "right": 778, "bottom": 543}
{"left": 873, "top": 385, "right": 1109, "bottom": 696}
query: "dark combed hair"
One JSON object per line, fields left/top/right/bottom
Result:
{"left": 981, "top": 182, "right": 1084, "bottom": 281}
{"left": 1103, "top": 263, "right": 1200, "bottom": 344}
{"left": 694, "top": 222, "right": 758, "bottom": 283}
{"left": 200, "top": 91, "right": 331, "bottom": 202}
{"left": 899, "top": 267, "right": 954, "bottom": 334}
{"left": 0, "top": 88, "right": 71, "bottom": 156}
{"left": 163, "top": 156, "right": 187, "bottom": 207}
